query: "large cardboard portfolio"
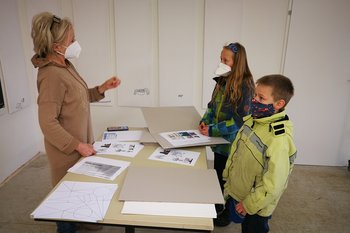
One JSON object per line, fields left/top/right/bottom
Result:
{"left": 119, "top": 166, "right": 224, "bottom": 204}
{"left": 141, "top": 106, "right": 229, "bottom": 149}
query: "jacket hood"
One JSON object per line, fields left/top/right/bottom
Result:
{"left": 213, "top": 76, "right": 227, "bottom": 86}
{"left": 31, "top": 54, "right": 51, "bottom": 68}
{"left": 256, "top": 110, "right": 287, "bottom": 123}
{"left": 31, "top": 54, "right": 67, "bottom": 69}
{"left": 244, "top": 110, "right": 288, "bottom": 124}
{"left": 244, "top": 110, "right": 293, "bottom": 136}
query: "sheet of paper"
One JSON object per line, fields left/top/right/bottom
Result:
{"left": 68, "top": 156, "right": 130, "bottom": 180}
{"left": 94, "top": 141, "right": 144, "bottom": 158}
{"left": 31, "top": 181, "right": 118, "bottom": 222}
{"left": 148, "top": 147, "right": 199, "bottom": 166}
{"left": 121, "top": 201, "right": 216, "bottom": 218}
{"left": 102, "top": 130, "right": 143, "bottom": 142}
{"left": 159, "top": 129, "right": 210, "bottom": 147}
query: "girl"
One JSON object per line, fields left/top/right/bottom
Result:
{"left": 199, "top": 42, "right": 255, "bottom": 224}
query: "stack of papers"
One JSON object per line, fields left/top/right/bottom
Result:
{"left": 122, "top": 201, "right": 216, "bottom": 218}
{"left": 31, "top": 181, "right": 118, "bottom": 222}
{"left": 119, "top": 167, "right": 224, "bottom": 218}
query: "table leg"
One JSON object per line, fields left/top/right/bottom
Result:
{"left": 125, "top": 226, "right": 135, "bottom": 233}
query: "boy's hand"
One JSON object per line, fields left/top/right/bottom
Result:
{"left": 235, "top": 202, "right": 247, "bottom": 216}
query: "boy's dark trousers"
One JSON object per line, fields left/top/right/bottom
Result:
{"left": 242, "top": 214, "right": 270, "bottom": 233}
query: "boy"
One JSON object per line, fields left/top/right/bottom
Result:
{"left": 220, "top": 74, "right": 297, "bottom": 232}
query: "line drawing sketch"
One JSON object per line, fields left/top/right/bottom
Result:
{"left": 31, "top": 181, "right": 118, "bottom": 222}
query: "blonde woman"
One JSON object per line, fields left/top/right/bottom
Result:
{"left": 31, "top": 12, "right": 120, "bottom": 232}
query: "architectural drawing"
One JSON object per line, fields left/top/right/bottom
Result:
{"left": 148, "top": 147, "right": 200, "bottom": 166}
{"left": 159, "top": 130, "right": 210, "bottom": 147}
{"left": 31, "top": 181, "right": 118, "bottom": 222}
{"left": 68, "top": 156, "right": 130, "bottom": 180}
{"left": 94, "top": 141, "right": 144, "bottom": 158}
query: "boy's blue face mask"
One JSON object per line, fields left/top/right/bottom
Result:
{"left": 251, "top": 98, "right": 275, "bottom": 118}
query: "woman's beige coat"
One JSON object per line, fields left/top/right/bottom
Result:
{"left": 32, "top": 55, "right": 104, "bottom": 186}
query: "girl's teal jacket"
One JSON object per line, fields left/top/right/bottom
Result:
{"left": 223, "top": 111, "right": 297, "bottom": 217}
{"left": 200, "top": 76, "right": 252, "bottom": 157}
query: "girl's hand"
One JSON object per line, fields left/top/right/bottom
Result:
{"left": 199, "top": 122, "right": 209, "bottom": 136}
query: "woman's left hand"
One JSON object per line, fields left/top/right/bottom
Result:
{"left": 98, "top": 76, "right": 121, "bottom": 94}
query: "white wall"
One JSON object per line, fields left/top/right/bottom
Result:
{"left": 202, "top": 0, "right": 290, "bottom": 108}
{"left": 284, "top": 0, "right": 350, "bottom": 166}
{"left": 0, "top": 0, "right": 42, "bottom": 184}
{"left": 0, "top": 0, "right": 349, "bottom": 184}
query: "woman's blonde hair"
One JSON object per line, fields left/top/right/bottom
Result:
{"left": 31, "top": 12, "right": 72, "bottom": 57}
{"left": 213, "top": 42, "right": 255, "bottom": 108}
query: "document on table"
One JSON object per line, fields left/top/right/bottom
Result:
{"left": 121, "top": 201, "right": 216, "bottom": 218}
{"left": 159, "top": 130, "right": 210, "bottom": 147}
{"left": 148, "top": 147, "right": 199, "bottom": 166}
{"left": 102, "top": 130, "right": 143, "bottom": 142}
{"left": 68, "top": 156, "right": 130, "bottom": 180}
{"left": 31, "top": 181, "right": 118, "bottom": 222}
{"left": 94, "top": 141, "right": 144, "bottom": 158}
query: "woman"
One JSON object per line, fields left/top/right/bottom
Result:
{"left": 199, "top": 42, "right": 255, "bottom": 226}
{"left": 31, "top": 12, "right": 120, "bottom": 232}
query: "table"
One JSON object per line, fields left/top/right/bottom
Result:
{"left": 34, "top": 142, "right": 214, "bottom": 233}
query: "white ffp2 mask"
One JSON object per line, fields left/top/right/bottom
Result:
{"left": 214, "top": 62, "right": 231, "bottom": 77}
{"left": 64, "top": 41, "right": 82, "bottom": 59}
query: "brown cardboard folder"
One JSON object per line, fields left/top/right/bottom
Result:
{"left": 141, "top": 106, "right": 229, "bottom": 149}
{"left": 119, "top": 166, "right": 225, "bottom": 204}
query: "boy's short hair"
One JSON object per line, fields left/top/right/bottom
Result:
{"left": 256, "top": 74, "right": 294, "bottom": 106}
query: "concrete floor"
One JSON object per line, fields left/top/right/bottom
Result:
{"left": 0, "top": 154, "right": 350, "bottom": 233}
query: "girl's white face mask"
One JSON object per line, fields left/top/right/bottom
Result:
{"left": 58, "top": 41, "right": 82, "bottom": 59}
{"left": 214, "top": 62, "right": 231, "bottom": 77}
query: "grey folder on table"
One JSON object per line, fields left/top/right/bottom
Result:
{"left": 141, "top": 106, "right": 229, "bottom": 149}
{"left": 119, "top": 166, "right": 225, "bottom": 204}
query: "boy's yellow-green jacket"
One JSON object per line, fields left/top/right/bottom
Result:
{"left": 223, "top": 110, "right": 297, "bottom": 217}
